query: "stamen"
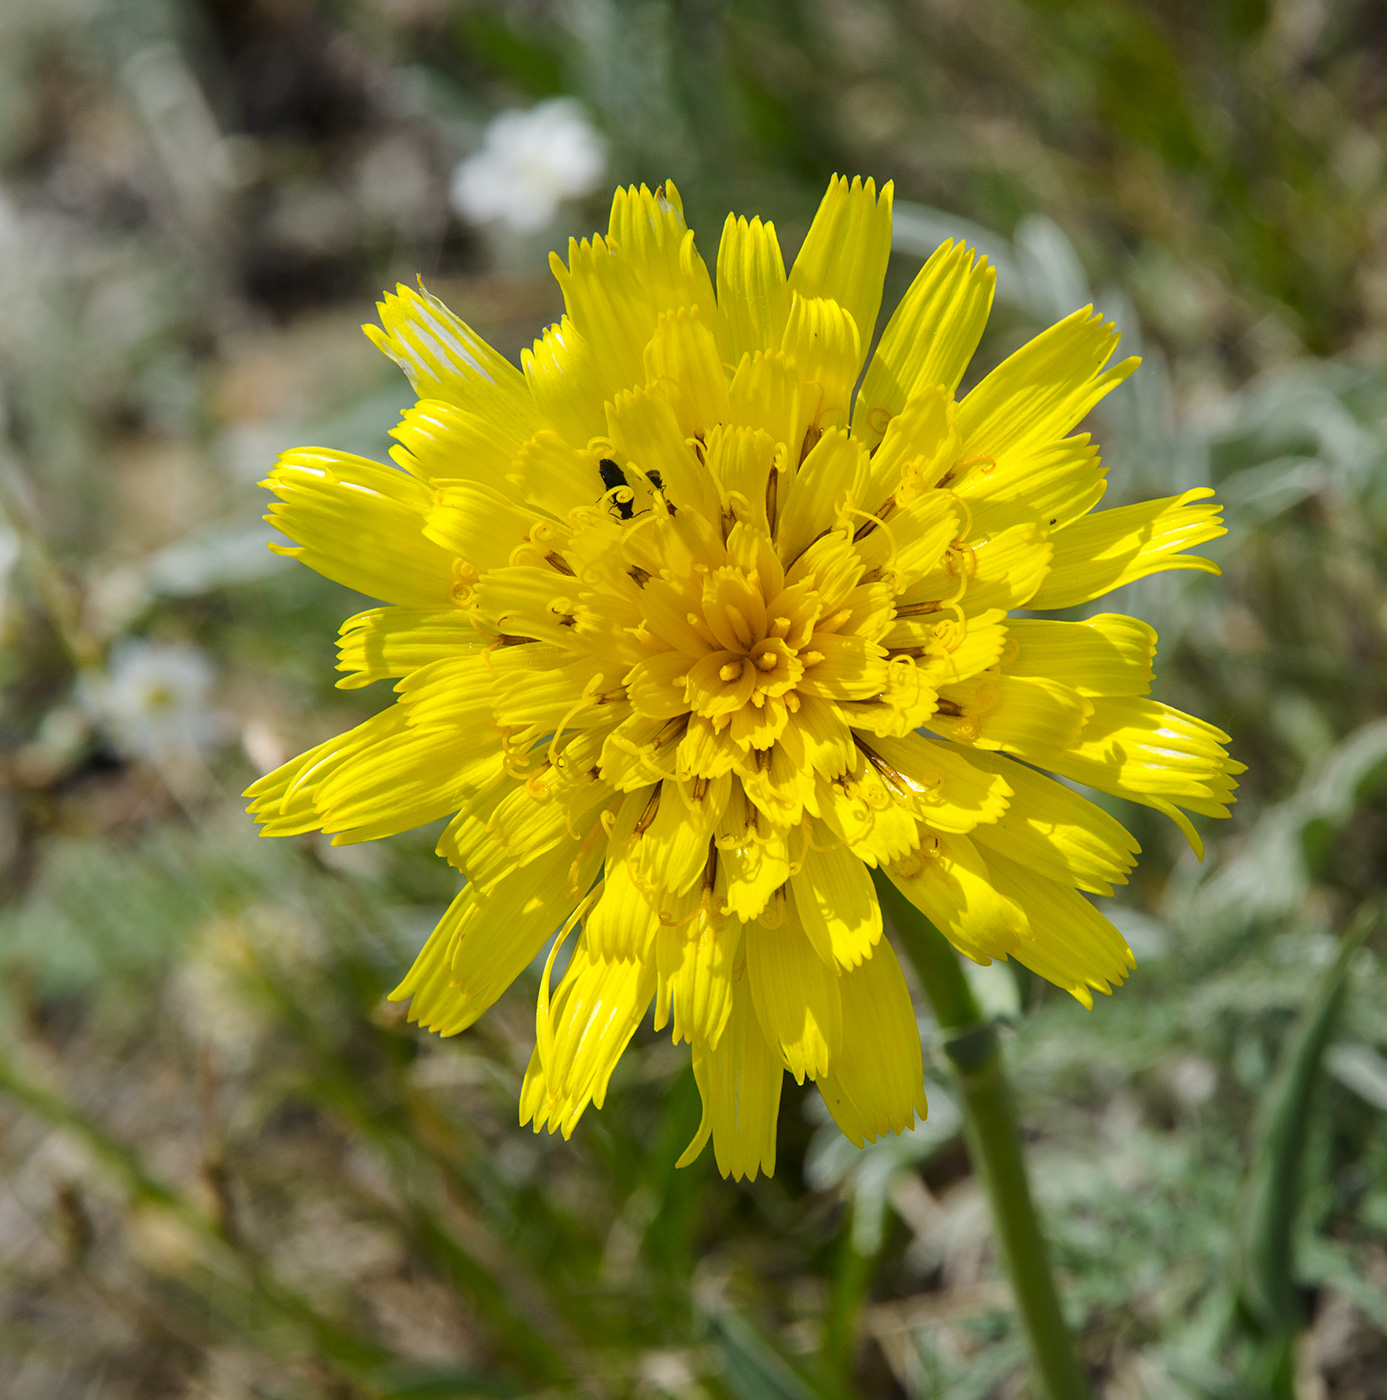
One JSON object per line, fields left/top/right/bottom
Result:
{"left": 628, "top": 565, "right": 651, "bottom": 587}
{"left": 545, "top": 551, "right": 575, "bottom": 575}
{"left": 719, "top": 660, "right": 745, "bottom": 682}
{"left": 634, "top": 786, "right": 662, "bottom": 836}
{"left": 852, "top": 495, "right": 897, "bottom": 542}
{"left": 799, "top": 421, "right": 823, "bottom": 464}
{"left": 938, "top": 453, "right": 995, "bottom": 490}
{"left": 936, "top": 698, "right": 965, "bottom": 717}
{"left": 754, "top": 650, "right": 778, "bottom": 671}
{"left": 652, "top": 715, "right": 688, "bottom": 750}
{"left": 893, "top": 599, "right": 942, "bottom": 618}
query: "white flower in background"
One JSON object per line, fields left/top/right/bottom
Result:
{"left": 449, "top": 98, "right": 606, "bottom": 233}
{"left": 85, "top": 639, "right": 222, "bottom": 763}
{"left": 0, "top": 514, "right": 18, "bottom": 619}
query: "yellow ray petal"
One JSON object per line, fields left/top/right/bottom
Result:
{"left": 390, "top": 837, "right": 587, "bottom": 1036}
{"left": 586, "top": 860, "right": 662, "bottom": 963}
{"left": 607, "top": 180, "right": 720, "bottom": 336}
{"left": 679, "top": 973, "right": 783, "bottom": 1181}
{"left": 786, "top": 174, "right": 892, "bottom": 377}
{"left": 818, "top": 939, "right": 928, "bottom": 1146}
{"left": 607, "top": 384, "right": 719, "bottom": 520}
{"left": 389, "top": 398, "right": 524, "bottom": 485}
{"left": 716, "top": 213, "right": 791, "bottom": 365}
{"left": 745, "top": 912, "right": 842, "bottom": 1082}
{"left": 654, "top": 907, "right": 743, "bottom": 1049}
{"left": 727, "top": 349, "right": 808, "bottom": 458}
{"left": 335, "top": 607, "right": 479, "bottom": 689}
{"left": 957, "top": 305, "right": 1138, "bottom": 462}
{"left": 776, "top": 427, "right": 868, "bottom": 565}
{"left": 982, "top": 850, "right": 1136, "bottom": 1008}
{"left": 522, "top": 935, "right": 657, "bottom": 1137}
{"left": 365, "top": 282, "right": 540, "bottom": 432}
{"left": 508, "top": 431, "right": 610, "bottom": 518}
{"left": 933, "top": 673, "right": 1092, "bottom": 768}
{"left": 644, "top": 305, "right": 732, "bottom": 437}
{"left": 780, "top": 294, "right": 860, "bottom": 434}
{"left": 960, "top": 746, "right": 1140, "bottom": 895}
{"left": 1028, "top": 488, "right": 1225, "bottom": 611}
{"left": 630, "top": 777, "right": 724, "bottom": 898}
{"left": 425, "top": 484, "right": 547, "bottom": 576}
{"left": 790, "top": 834, "right": 882, "bottom": 970}
{"left": 264, "top": 449, "right": 457, "bottom": 607}
{"left": 550, "top": 233, "right": 656, "bottom": 403}
{"left": 1004, "top": 614, "right": 1156, "bottom": 697}
{"left": 955, "top": 433, "right": 1106, "bottom": 537}
{"left": 859, "top": 383, "right": 961, "bottom": 512}
{"left": 886, "top": 830, "right": 1027, "bottom": 967}
{"left": 862, "top": 733, "right": 1012, "bottom": 833}
{"left": 1043, "top": 697, "right": 1244, "bottom": 855}
{"left": 853, "top": 239, "right": 995, "bottom": 450}
{"left": 521, "top": 317, "right": 609, "bottom": 448}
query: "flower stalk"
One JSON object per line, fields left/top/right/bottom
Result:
{"left": 875, "top": 871, "right": 1091, "bottom": 1400}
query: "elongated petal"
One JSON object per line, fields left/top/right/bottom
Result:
{"left": 853, "top": 240, "right": 995, "bottom": 448}
{"left": 522, "top": 936, "right": 657, "bottom": 1137}
{"left": 365, "top": 283, "right": 540, "bottom": 432}
{"left": 679, "top": 974, "right": 783, "bottom": 1181}
{"left": 818, "top": 940, "right": 928, "bottom": 1145}
{"left": 790, "top": 835, "right": 883, "bottom": 970}
{"left": 1029, "top": 489, "right": 1225, "bottom": 610}
{"left": 787, "top": 175, "right": 893, "bottom": 376}
{"left": 264, "top": 449, "right": 457, "bottom": 606}
{"left": 745, "top": 913, "right": 843, "bottom": 1082}
{"left": 717, "top": 214, "right": 791, "bottom": 364}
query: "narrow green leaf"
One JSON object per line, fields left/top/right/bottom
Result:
{"left": 1229, "top": 902, "right": 1380, "bottom": 1393}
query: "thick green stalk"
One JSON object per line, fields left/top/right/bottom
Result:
{"left": 874, "top": 871, "right": 1091, "bottom": 1400}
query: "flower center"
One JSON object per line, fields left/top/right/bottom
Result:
{"left": 674, "top": 562, "right": 822, "bottom": 736}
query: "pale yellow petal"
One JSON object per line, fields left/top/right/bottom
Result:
{"left": 853, "top": 239, "right": 995, "bottom": 449}
{"left": 679, "top": 973, "right": 782, "bottom": 1181}
{"left": 716, "top": 214, "right": 791, "bottom": 364}
{"left": 264, "top": 449, "right": 457, "bottom": 607}
{"left": 818, "top": 940, "right": 928, "bottom": 1146}
{"left": 786, "top": 175, "right": 893, "bottom": 376}
{"left": 365, "top": 283, "right": 540, "bottom": 433}
{"left": 1028, "top": 489, "right": 1225, "bottom": 611}
{"left": 744, "top": 913, "right": 842, "bottom": 1082}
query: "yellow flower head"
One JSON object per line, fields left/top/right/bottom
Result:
{"left": 248, "top": 177, "right": 1241, "bottom": 1180}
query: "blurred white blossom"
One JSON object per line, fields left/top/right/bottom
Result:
{"left": 84, "top": 639, "right": 223, "bottom": 764}
{"left": 450, "top": 98, "right": 606, "bottom": 233}
{"left": 0, "top": 513, "right": 18, "bottom": 619}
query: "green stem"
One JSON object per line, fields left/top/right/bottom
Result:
{"left": 821, "top": 1203, "right": 875, "bottom": 1392}
{"left": 874, "top": 871, "right": 1091, "bottom": 1400}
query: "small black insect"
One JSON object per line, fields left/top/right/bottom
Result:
{"left": 598, "top": 458, "right": 634, "bottom": 520}
{"left": 646, "top": 469, "right": 665, "bottom": 494}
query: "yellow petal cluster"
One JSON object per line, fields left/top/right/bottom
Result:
{"left": 247, "top": 176, "right": 1241, "bottom": 1180}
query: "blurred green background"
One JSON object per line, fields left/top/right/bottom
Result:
{"left": 1, "top": 1, "right": 1386, "bottom": 1396}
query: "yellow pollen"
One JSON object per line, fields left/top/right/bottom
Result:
{"left": 720, "top": 660, "right": 745, "bottom": 682}
{"left": 755, "top": 651, "right": 779, "bottom": 671}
